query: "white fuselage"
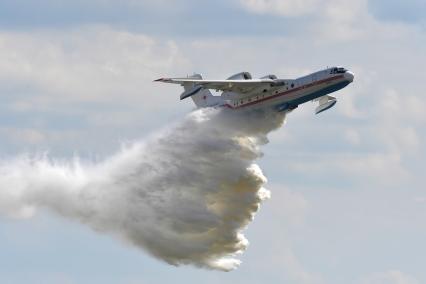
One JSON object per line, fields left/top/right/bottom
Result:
{"left": 222, "top": 67, "right": 354, "bottom": 112}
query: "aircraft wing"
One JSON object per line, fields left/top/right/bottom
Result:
{"left": 154, "top": 77, "right": 275, "bottom": 94}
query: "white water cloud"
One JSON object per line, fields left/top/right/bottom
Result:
{"left": 0, "top": 108, "right": 286, "bottom": 271}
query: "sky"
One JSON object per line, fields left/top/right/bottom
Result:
{"left": 0, "top": 0, "right": 425, "bottom": 283}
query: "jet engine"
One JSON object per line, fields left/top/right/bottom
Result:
{"left": 260, "top": 74, "right": 277, "bottom": 80}
{"left": 227, "top": 72, "right": 252, "bottom": 80}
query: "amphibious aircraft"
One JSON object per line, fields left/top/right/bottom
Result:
{"left": 155, "top": 67, "right": 354, "bottom": 114}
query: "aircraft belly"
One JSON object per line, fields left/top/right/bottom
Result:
{"left": 285, "top": 80, "right": 349, "bottom": 107}
{"left": 223, "top": 77, "right": 349, "bottom": 111}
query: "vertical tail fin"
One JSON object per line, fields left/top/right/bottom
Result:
{"left": 182, "top": 74, "right": 219, "bottom": 108}
{"left": 155, "top": 73, "right": 223, "bottom": 108}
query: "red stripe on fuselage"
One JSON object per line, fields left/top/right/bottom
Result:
{"left": 224, "top": 75, "right": 344, "bottom": 109}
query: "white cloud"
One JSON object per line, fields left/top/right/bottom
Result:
{"left": 239, "top": 0, "right": 364, "bottom": 37}
{"left": 0, "top": 26, "right": 191, "bottom": 109}
{"left": 239, "top": 0, "right": 321, "bottom": 17}
{"left": 239, "top": 0, "right": 422, "bottom": 42}
{"left": 310, "top": 0, "right": 421, "bottom": 43}
{"left": 0, "top": 26, "right": 195, "bottom": 152}
{"left": 379, "top": 89, "right": 426, "bottom": 125}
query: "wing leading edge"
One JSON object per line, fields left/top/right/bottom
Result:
{"left": 154, "top": 77, "right": 275, "bottom": 94}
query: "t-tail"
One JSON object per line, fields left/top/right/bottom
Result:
{"left": 155, "top": 73, "right": 222, "bottom": 108}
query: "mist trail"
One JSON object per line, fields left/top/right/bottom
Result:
{"left": 0, "top": 107, "right": 286, "bottom": 271}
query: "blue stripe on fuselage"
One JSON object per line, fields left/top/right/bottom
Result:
{"left": 275, "top": 80, "right": 350, "bottom": 111}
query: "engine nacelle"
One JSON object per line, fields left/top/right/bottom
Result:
{"left": 227, "top": 72, "right": 252, "bottom": 80}
{"left": 260, "top": 74, "right": 277, "bottom": 80}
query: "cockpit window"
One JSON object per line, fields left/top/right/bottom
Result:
{"left": 331, "top": 67, "right": 347, "bottom": 74}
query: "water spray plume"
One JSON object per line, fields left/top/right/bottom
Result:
{"left": 0, "top": 107, "right": 286, "bottom": 271}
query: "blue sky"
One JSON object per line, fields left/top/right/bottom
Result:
{"left": 0, "top": 0, "right": 297, "bottom": 36}
{"left": 369, "top": 0, "right": 426, "bottom": 24}
{"left": 0, "top": 1, "right": 425, "bottom": 283}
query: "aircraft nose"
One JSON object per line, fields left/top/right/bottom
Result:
{"left": 344, "top": 71, "right": 354, "bottom": 82}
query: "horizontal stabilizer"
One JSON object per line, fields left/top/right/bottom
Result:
{"left": 180, "top": 85, "right": 203, "bottom": 100}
